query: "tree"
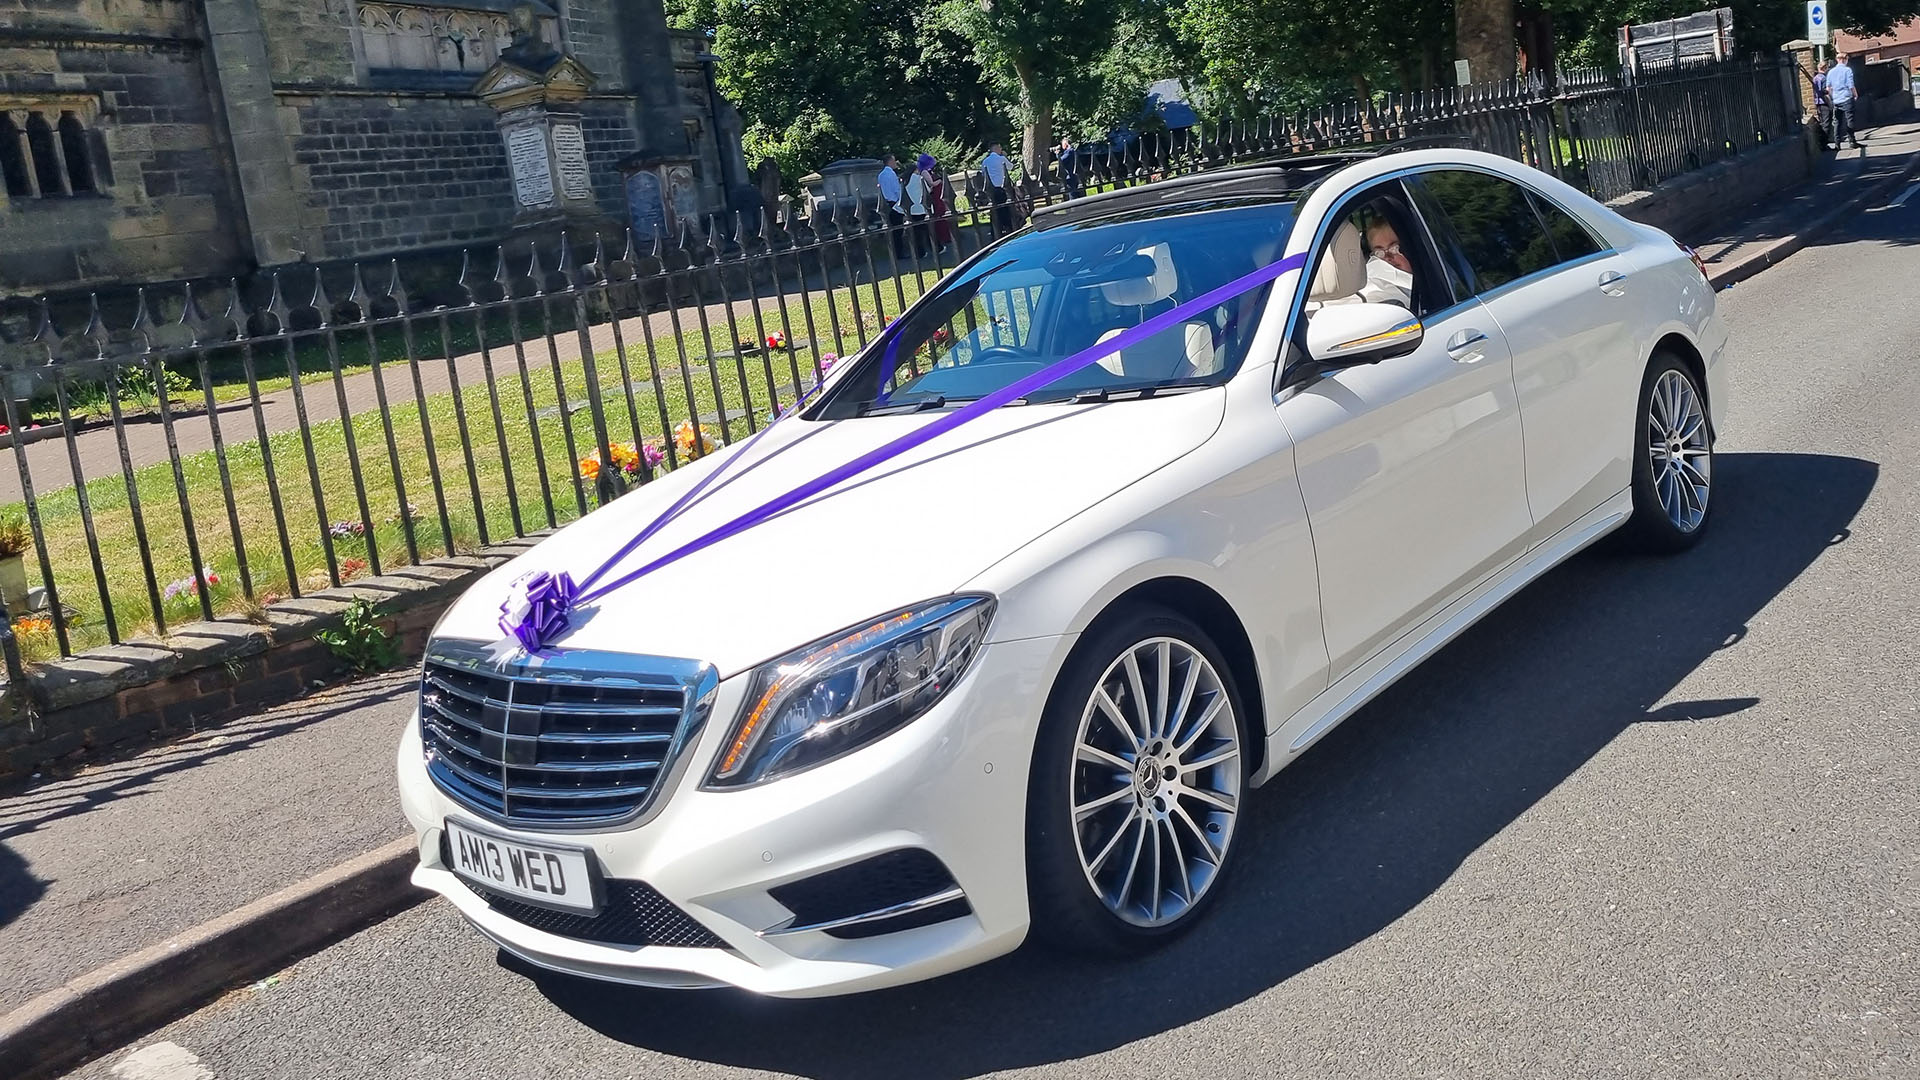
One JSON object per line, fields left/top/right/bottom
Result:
{"left": 667, "top": 0, "right": 995, "bottom": 184}
{"left": 936, "top": 0, "right": 1128, "bottom": 175}
{"left": 1180, "top": 0, "right": 1453, "bottom": 112}
{"left": 1456, "top": 0, "right": 1517, "bottom": 83}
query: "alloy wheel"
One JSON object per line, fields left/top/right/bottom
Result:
{"left": 1068, "top": 637, "right": 1242, "bottom": 928}
{"left": 1646, "top": 368, "right": 1711, "bottom": 533}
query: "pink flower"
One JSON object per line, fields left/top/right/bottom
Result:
{"left": 641, "top": 442, "right": 666, "bottom": 468}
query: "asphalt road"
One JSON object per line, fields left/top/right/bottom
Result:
{"left": 68, "top": 191, "right": 1920, "bottom": 1079}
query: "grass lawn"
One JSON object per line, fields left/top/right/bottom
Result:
{"left": 4, "top": 264, "right": 946, "bottom": 663}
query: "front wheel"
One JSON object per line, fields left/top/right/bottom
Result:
{"left": 1026, "top": 607, "right": 1249, "bottom": 954}
{"left": 1621, "top": 353, "right": 1714, "bottom": 552}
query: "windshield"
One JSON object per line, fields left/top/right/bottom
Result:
{"left": 813, "top": 199, "right": 1296, "bottom": 418}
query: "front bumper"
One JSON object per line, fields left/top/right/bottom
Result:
{"left": 398, "top": 634, "right": 1064, "bottom": 998}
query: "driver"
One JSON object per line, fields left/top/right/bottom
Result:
{"left": 1362, "top": 219, "right": 1415, "bottom": 309}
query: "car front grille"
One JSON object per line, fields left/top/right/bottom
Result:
{"left": 419, "top": 647, "right": 712, "bottom": 829}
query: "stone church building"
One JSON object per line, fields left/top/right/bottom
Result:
{"left": 0, "top": 0, "right": 748, "bottom": 294}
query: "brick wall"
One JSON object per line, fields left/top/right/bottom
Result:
{"left": 257, "top": 0, "right": 359, "bottom": 86}
{"left": 580, "top": 98, "right": 640, "bottom": 209}
{"left": 0, "top": 5, "right": 247, "bottom": 292}
{"left": 559, "top": 0, "right": 627, "bottom": 92}
{"left": 284, "top": 94, "right": 518, "bottom": 258}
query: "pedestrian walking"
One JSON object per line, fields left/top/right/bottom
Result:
{"left": 1827, "top": 53, "right": 1863, "bottom": 150}
{"left": 905, "top": 153, "right": 936, "bottom": 259}
{"left": 929, "top": 161, "right": 955, "bottom": 255}
{"left": 877, "top": 154, "right": 907, "bottom": 259}
{"left": 1057, "top": 136, "right": 1082, "bottom": 200}
{"left": 1810, "top": 61, "right": 1835, "bottom": 145}
{"left": 981, "top": 142, "right": 1014, "bottom": 235}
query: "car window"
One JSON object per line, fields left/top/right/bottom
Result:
{"left": 1300, "top": 180, "right": 1453, "bottom": 327}
{"left": 813, "top": 200, "right": 1296, "bottom": 417}
{"left": 1527, "top": 191, "right": 1604, "bottom": 262}
{"left": 1407, "top": 179, "right": 1474, "bottom": 302}
{"left": 1416, "top": 170, "right": 1560, "bottom": 291}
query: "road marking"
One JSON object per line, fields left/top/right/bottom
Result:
{"left": 111, "top": 1042, "right": 214, "bottom": 1080}
{"left": 1873, "top": 180, "right": 1920, "bottom": 211}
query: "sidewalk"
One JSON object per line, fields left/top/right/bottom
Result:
{"left": 1690, "top": 117, "right": 1920, "bottom": 282}
{"left": 0, "top": 671, "right": 415, "bottom": 1015}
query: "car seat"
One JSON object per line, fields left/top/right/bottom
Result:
{"left": 1092, "top": 243, "right": 1214, "bottom": 378}
{"left": 1303, "top": 221, "right": 1368, "bottom": 313}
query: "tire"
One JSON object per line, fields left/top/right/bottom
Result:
{"left": 1026, "top": 605, "right": 1251, "bottom": 955}
{"left": 1620, "top": 352, "right": 1714, "bottom": 553}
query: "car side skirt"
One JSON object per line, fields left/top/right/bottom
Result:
{"left": 1253, "top": 486, "right": 1633, "bottom": 783}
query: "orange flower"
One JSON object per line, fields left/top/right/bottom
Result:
{"left": 578, "top": 454, "right": 601, "bottom": 480}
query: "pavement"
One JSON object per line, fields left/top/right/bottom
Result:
{"left": 6, "top": 122, "right": 1920, "bottom": 1078}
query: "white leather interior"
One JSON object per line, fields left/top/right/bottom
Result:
{"left": 1095, "top": 322, "right": 1215, "bottom": 377}
{"left": 1098, "top": 244, "right": 1179, "bottom": 306}
{"left": 1308, "top": 222, "right": 1368, "bottom": 302}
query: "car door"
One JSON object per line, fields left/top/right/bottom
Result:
{"left": 1276, "top": 178, "right": 1534, "bottom": 679}
{"left": 1414, "top": 168, "right": 1643, "bottom": 542}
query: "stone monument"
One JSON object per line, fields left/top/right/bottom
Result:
{"left": 472, "top": 3, "right": 601, "bottom": 228}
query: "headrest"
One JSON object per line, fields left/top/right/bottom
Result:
{"left": 1099, "top": 244, "right": 1178, "bottom": 306}
{"left": 1307, "top": 222, "right": 1367, "bottom": 302}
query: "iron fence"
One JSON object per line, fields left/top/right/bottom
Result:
{"left": 0, "top": 55, "right": 1796, "bottom": 672}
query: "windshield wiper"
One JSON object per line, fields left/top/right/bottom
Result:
{"left": 1017, "top": 379, "right": 1217, "bottom": 406}
{"left": 856, "top": 395, "right": 949, "bottom": 416}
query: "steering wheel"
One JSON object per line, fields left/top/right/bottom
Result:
{"left": 968, "top": 344, "right": 1032, "bottom": 365}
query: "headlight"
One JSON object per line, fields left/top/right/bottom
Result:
{"left": 706, "top": 595, "right": 995, "bottom": 788}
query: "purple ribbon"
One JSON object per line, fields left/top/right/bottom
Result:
{"left": 502, "top": 250, "right": 1309, "bottom": 652}
{"left": 497, "top": 569, "right": 577, "bottom": 653}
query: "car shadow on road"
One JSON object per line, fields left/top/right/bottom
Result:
{"left": 530, "top": 450, "right": 1875, "bottom": 1080}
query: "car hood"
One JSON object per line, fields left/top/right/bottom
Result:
{"left": 431, "top": 390, "right": 1225, "bottom": 675}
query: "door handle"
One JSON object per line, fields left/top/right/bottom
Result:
{"left": 1445, "top": 329, "right": 1489, "bottom": 363}
{"left": 1598, "top": 270, "right": 1629, "bottom": 295}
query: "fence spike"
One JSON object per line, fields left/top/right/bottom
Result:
{"left": 308, "top": 268, "right": 334, "bottom": 328}
{"left": 265, "top": 271, "right": 291, "bottom": 333}
{"left": 649, "top": 225, "right": 665, "bottom": 260}
{"left": 556, "top": 231, "right": 576, "bottom": 284}
{"left": 589, "top": 232, "right": 610, "bottom": 283}
{"left": 383, "top": 258, "right": 409, "bottom": 313}
{"left": 128, "top": 287, "right": 154, "bottom": 344}
{"left": 492, "top": 246, "right": 516, "bottom": 300}
{"left": 30, "top": 297, "right": 61, "bottom": 349}
{"left": 83, "top": 293, "right": 111, "bottom": 359}
{"left": 454, "top": 249, "right": 478, "bottom": 305}
{"left": 620, "top": 226, "right": 640, "bottom": 265}
{"left": 526, "top": 245, "right": 547, "bottom": 297}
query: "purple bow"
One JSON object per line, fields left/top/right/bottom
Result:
{"left": 498, "top": 570, "right": 578, "bottom": 653}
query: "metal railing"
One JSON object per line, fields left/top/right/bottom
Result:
{"left": 0, "top": 56, "right": 1796, "bottom": 671}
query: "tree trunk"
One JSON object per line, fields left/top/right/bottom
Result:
{"left": 1013, "top": 57, "right": 1052, "bottom": 179}
{"left": 1455, "top": 0, "right": 1516, "bottom": 84}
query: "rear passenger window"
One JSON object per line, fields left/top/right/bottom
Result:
{"left": 1417, "top": 170, "right": 1559, "bottom": 291}
{"left": 1529, "top": 192, "right": 1603, "bottom": 262}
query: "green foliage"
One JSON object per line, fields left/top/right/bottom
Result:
{"left": 316, "top": 597, "right": 400, "bottom": 674}
{"left": 912, "top": 133, "right": 983, "bottom": 171}
{"left": 0, "top": 513, "right": 30, "bottom": 558}
{"left": 670, "top": 0, "right": 996, "bottom": 182}
{"left": 116, "top": 364, "right": 196, "bottom": 408}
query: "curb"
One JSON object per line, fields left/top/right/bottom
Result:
{"left": 1707, "top": 144, "right": 1920, "bottom": 288}
{"left": 0, "top": 836, "right": 423, "bottom": 1080}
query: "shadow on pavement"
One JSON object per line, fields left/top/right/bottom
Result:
{"left": 0, "top": 673, "right": 413, "bottom": 844}
{"left": 0, "top": 843, "right": 45, "bottom": 932}
{"left": 531, "top": 451, "right": 1874, "bottom": 1080}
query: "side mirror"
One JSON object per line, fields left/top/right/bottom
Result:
{"left": 1304, "top": 302, "right": 1424, "bottom": 366}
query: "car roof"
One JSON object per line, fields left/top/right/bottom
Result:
{"left": 1029, "top": 136, "right": 1478, "bottom": 231}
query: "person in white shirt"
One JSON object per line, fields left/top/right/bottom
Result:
{"left": 876, "top": 154, "right": 907, "bottom": 258}
{"left": 1826, "top": 53, "right": 1863, "bottom": 150}
{"left": 1362, "top": 220, "right": 1416, "bottom": 309}
{"left": 981, "top": 143, "right": 1013, "bottom": 235}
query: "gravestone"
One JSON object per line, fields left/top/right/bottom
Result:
{"left": 472, "top": 3, "right": 601, "bottom": 226}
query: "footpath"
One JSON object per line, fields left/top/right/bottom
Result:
{"left": 4, "top": 118, "right": 1920, "bottom": 1080}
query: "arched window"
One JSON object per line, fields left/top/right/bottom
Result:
{"left": 58, "top": 112, "right": 94, "bottom": 194}
{"left": 0, "top": 114, "right": 30, "bottom": 198}
{"left": 24, "top": 112, "right": 64, "bottom": 196}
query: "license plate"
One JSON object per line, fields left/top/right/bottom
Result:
{"left": 444, "top": 818, "right": 601, "bottom": 915}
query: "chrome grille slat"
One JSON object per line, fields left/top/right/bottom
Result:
{"left": 419, "top": 650, "right": 709, "bottom": 829}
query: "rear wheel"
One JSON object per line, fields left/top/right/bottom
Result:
{"left": 1621, "top": 353, "right": 1713, "bottom": 552}
{"left": 1026, "top": 607, "right": 1249, "bottom": 954}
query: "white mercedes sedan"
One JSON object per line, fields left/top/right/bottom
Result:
{"left": 398, "top": 147, "right": 1727, "bottom": 996}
